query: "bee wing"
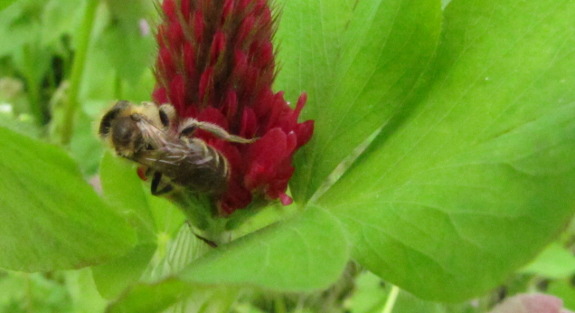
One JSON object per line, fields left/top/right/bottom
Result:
{"left": 156, "top": 140, "right": 215, "bottom": 167}
{"left": 138, "top": 140, "right": 188, "bottom": 167}
{"left": 137, "top": 120, "right": 169, "bottom": 149}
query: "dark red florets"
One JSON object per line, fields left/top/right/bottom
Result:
{"left": 153, "top": 0, "right": 314, "bottom": 215}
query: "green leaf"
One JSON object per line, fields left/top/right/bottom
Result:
{"left": 99, "top": 151, "right": 155, "bottom": 237}
{"left": 41, "top": 0, "right": 82, "bottom": 46}
{"left": 0, "top": 127, "right": 136, "bottom": 271}
{"left": 95, "top": 0, "right": 155, "bottom": 86}
{"left": 0, "top": 1, "right": 41, "bottom": 58}
{"left": 393, "top": 290, "right": 447, "bottom": 313}
{"left": 68, "top": 110, "right": 104, "bottom": 175}
{"left": 92, "top": 243, "right": 157, "bottom": 299}
{"left": 345, "top": 272, "right": 389, "bottom": 313}
{"left": 0, "top": 0, "right": 18, "bottom": 12}
{"left": 0, "top": 114, "right": 40, "bottom": 138}
{"left": 106, "top": 281, "right": 239, "bottom": 313}
{"left": 147, "top": 195, "right": 186, "bottom": 239}
{"left": 92, "top": 152, "right": 157, "bottom": 299}
{"left": 274, "top": 0, "right": 353, "bottom": 105}
{"left": 106, "top": 279, "right": 190, "bottom": 313}
{"left": 521, "top": 243, "right": 575, "bottom": 279}
{"left": 98, "top": 151, "right": 185, "bottom": 238}
{"left": 275, "top": 0, "right": 442, "bottom": 204}
{"left": 179, "top": 206, "right": 349, "bottom": 290}
{"left": 93, "top": 152, "right": 186, "bottom": 299}
{"left": 108, "top": 207, "right": 349, "bottom": 311}
{"left": 0, "top": 271, "right": 73, "bottom": 312}
{"left": 66, "top": 269, "right": 108, "bottom": 313}
{"left": 318, "top": 0, "right": 575, "bottom": 301}
{"left": 548, "top": 280, "right": 575, "bottom": 311}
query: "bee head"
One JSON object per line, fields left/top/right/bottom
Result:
{"left": 109, "top": 115, "right": 146, "bottom": 158}
{"left": 99, "top": 101, "right": 148, "bottom": 158}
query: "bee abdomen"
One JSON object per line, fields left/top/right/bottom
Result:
{"left": 142, "top": 138, "right": 230, "bottom": 195}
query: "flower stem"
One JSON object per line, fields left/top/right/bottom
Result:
{"left": 59, "top": 0, "right": 98, "bottom": 145}
{"left": 382, "top": 285, "right": 400, "bottom": 313}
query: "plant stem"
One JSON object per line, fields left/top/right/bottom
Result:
{"left": 382, "top": 285, "right": 400, "bottom": 313}
{"left": 21, "top": 44, "right": 44, "bottom": 125}
{"left": 59, "top": 0, "right": 99, "bottom": 145}
{"left": 274, "top": 294, "right": 287, "bottom": 313}
{"left": 114, "top": 72, "right": 123, "bottom": 99}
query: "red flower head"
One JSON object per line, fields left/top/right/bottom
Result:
{"left": 152, "top": 0, "right": 314, "bottom": 215}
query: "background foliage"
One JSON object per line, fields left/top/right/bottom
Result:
{"left": 0, "top": 0, "right": 574, "bottom": 312}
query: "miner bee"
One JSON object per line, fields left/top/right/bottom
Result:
{"left": 99, "top": 100, "right": 255, "bottom": 195}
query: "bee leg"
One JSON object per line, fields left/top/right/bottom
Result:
{"left": 178, "top": 118, "right": 258, "bottom": 143}
{"left": 194, "top": 234, "right": 218, "bottom": 248}
{"left": 158, "top": 103, "right": 176, "bottom": 129}
{"left": 184, "top": 222, "right": 218, "bottom": 248}
{"left": 151, "top": 172, "right": 173, "bottom": 195}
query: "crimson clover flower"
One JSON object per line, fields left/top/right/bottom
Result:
{"left": 152, "top": 0, "right": 314, "bottom": 215}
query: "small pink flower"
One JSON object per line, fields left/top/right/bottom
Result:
{"left": 153, "top": 0, "right": 313, "bottom": 215}
{"left": 488, "top": 293, "right": 573, "bottom": 313}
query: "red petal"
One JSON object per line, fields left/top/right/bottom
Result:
{"left": 193, "top": 11, "right": 204, "bottom": 43}
{"left": 168, "top": 75, "right": 186, "bottom": 112}
{"left": 223, "top": 90, "right": 238, "bottom": 120}
{"left": 296, "top": 120, "right": 314, "bottom": 148}
{"left": 168, "top": 22, "right": 184, "bottom": 49}
{"left": 240, "top": 107, "right": 257, "bottom": 138}
{"left": 162, "top": 0, "right": 177, "bottom": 22}
{"left": 279, "top": 193, "right": 293, "bottom": 206}
{"left": 183, "top": 43, "right": 197, "bottom": 86}
{"left": 197, "top": 107, "right": 228, "bottom": 130}
{"left": 199, "top": 67, "right": 214, "bottom": 101}
{"left": 294, "top": 93, "right": 307, "bottom": 118}
{"left": 180, "top": 0, "right": 191, "bottom": 18}
{"left": 245, "top": 128, "right": 289, "bottom": 189}
{"left": 152, "top": 87, "right": 168, "bottom": 105}
{"left": 210, "top": 31, "right": 226, "bottom": 65}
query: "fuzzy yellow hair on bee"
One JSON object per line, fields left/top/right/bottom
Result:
{"left": 98, "top": 101, "right": 174, "bottom": 158}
